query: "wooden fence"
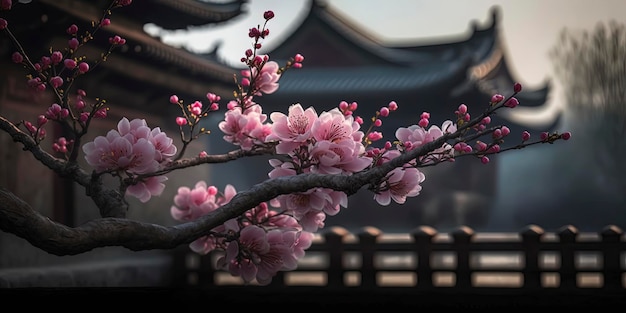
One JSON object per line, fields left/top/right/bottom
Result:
{"left": 171, "top": 223, "right": 626, "bottom": 293}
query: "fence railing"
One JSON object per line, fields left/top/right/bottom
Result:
{"left": 171, "top": 224, "right": 626, "bottom": 293}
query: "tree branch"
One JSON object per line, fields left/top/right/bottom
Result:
{"left": 0, "top": 132, "right": 449, "bottom": 255}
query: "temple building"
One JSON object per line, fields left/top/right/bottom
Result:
{"left": 207, "top": 1, "right": 559, "bottom": 232}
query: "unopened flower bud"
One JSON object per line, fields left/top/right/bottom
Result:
{"left": 263, "top": 10, "right": 275, "bottom": 20}
{"left": 78, "top": 62, "right": 89, "bottom": 73}
{"left": 457, "top": 103, "right": 467, "bottom": 115}
{"left": 481, "top": 156, "right": 490, "bottom": 164}
{"left": 68, "top": 38, "right": 79, "bottom": 50}
{"left": 11, "top": 51, "right": 23, "bottom": 63}
{"left": 51, "top": 51, "right": 63, "bottom": 64}
{"left": 66, "top": 24, "right": 78, "bottom": 35}
{"left": 491, "top": 94, "right": 504, "bottom": 103}
{"left": 64, "top": 58, "right": 76, "bottom": 69}
{"left": 379, "top": 107, "right": 389, "bottom": 117}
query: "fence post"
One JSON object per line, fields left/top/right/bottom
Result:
{"left": 601, "top": 225, "right": 623, "bottom": 290}
{"left": 198, "top": 251, "right": 216, "bottom": 287}
{"left": 521, "top": 224, "right": 544, "bottom": 290}
{"left": 412, "top": 225, "right": 436, "bottom": 289}
{"left": 452, "top": 226, "right": 474, "bottom": 289}
{"left": 558, "top": 225, "right": 578, "bottom": 289}
{"left": 324, "top": 226, "right": 349, "bottom": 287}
{"left": 170, "top": 246, "right": 191, "bottom": 287}
{"left": 358, "top": 226, "right": 382, "bottom": 288}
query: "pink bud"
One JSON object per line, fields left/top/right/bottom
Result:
{"left": 488, "top": 144, "right": 500, "bottom": 153}
{"left": 78, "top": 62, "right": 89, "bottom": 73}
{"left": 176, "top": 117, "right": 187, "bottom": 126}
{"left": 339, "top": 101, "right": 349, "bottom": 111}
{"left": 379, "top": 107, "right": 389, "bottom": 117}
{"left": 100, "top": 18, "right": 111, "bottom": 27}
{"left": 264, "top": 10, "right": 275, "bottom": 20}
{"left": 0, "top": 18, "right": 7, "bottom": 30}
{"left": 79, "top": 112, "right": 89, "bottom": 122}
{"left": 169, "top": 95, "right": 179, "bottom": 104}
{"left": 504, "top": 97, "right": 519, "bottom": 108}
{"left": 521, "top": 131, "right": 531, "bottom": 141}
{"left": 481, "top": 116, "right": 491, "bottom": 125}
{"left": 374, "top": 119, "right": 382, "bottom": 127}
{"left": 0, "top": 0, "right": 11, "bottom": 10}
{"left": 481, "top": 156, "right": 490, "bottom": 164}
{"left": 491, "top": 94, "right": 504, "bottom": 103}
{"left": 40, "top": 56, "right": 51, "bottom": 67}
{"left": 560, "top": 132, "right": 571, "bottom": 140}
{"left": 37, "top": 115, "right": 48, "bottom": 126}
{"left": 75, "top": 100, "right": 85, "bottom": 110}
{"left": 68, "top": 38, "right": 79, "bottom": 50}
{"left": 454, "top": 143, "right": 464, "bottom": 152}
{"left": 420, "top": 112, "right": 430, "bottom": 119}
{"left": 457, "top": 103, "right": 467, "bottom": 115}
{"left": 66, "top": 24, "right": 78, "bottom": 35}
{"left": 199, "top": 151, "right": 208, "bottom": 158}
{"left": 51, "top": 51, "right": 63, "bottom": 64}
{"left": 49, "top": 76, "right": 63, "bottom": 88}
{"left": 94, "top": 108, "right": 107, "bottom": 118}
{"left": 206, "top": 93, "right": 220, "bottom": 102}
{"left": 367, "top": 131, "right": 383, "bottom": 142}
{"left": 540, "top": 132, "right": 549, "bottom": 141}
{"left": 514, "top": 82, "right": 522, "bottom": 93}
{"left": 475, "top": 141, "right": 487, "bottom": 151}
{"left": 241, "top": 78, "right": 250, "bottom": 87}
{"left": 64, "top": 58, "right": 76, "bottom": 70}
{"left": 210, "top": 103, "right": 219, "bottom": 111}
{"left": 294, "top": 53, "right": 304, "bottom": 63}
{"left": 11, "top": 51, "right": 23, "bottom": 63}
{"left": 388, "top": 101, "right": 398, "bottom": 111}
{"left": 418, "top": 118, "right": 429, "bottom": 128}
{"left": 355, "top": 116, "right": 363, "bottom": 125}
{"left": 207, "top": 185, "right": 218, "bottom": 196}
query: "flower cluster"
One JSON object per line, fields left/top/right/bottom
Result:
{"left": 82, "top": 117, "right": 176, "bottom": 202}
{"left": 170, "top": 182, "right": 313, "bottom": 285}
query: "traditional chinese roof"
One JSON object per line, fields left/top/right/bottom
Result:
{"left": 120, "top": 0, "right": 247, "bottom": 30}
{"left": 1, "top": 0, "right": 243, "bottom": 115}
{"left": 261, "top": 0, "right": 556, "bottom": 132}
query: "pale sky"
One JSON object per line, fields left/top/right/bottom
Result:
{"left": 145, "top": 0, "right": 626, "bottom": 128}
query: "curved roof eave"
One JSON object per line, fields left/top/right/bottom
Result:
{"left": 273, "top": 56, "right": 472, "bottom": 94}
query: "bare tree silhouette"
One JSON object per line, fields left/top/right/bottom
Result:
{"left": 550, "top": 20, "right": 626, "bottom": 200}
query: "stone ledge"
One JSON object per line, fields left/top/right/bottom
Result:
{"left": 0, "top": 256, "right": 173, "bottom": 288}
